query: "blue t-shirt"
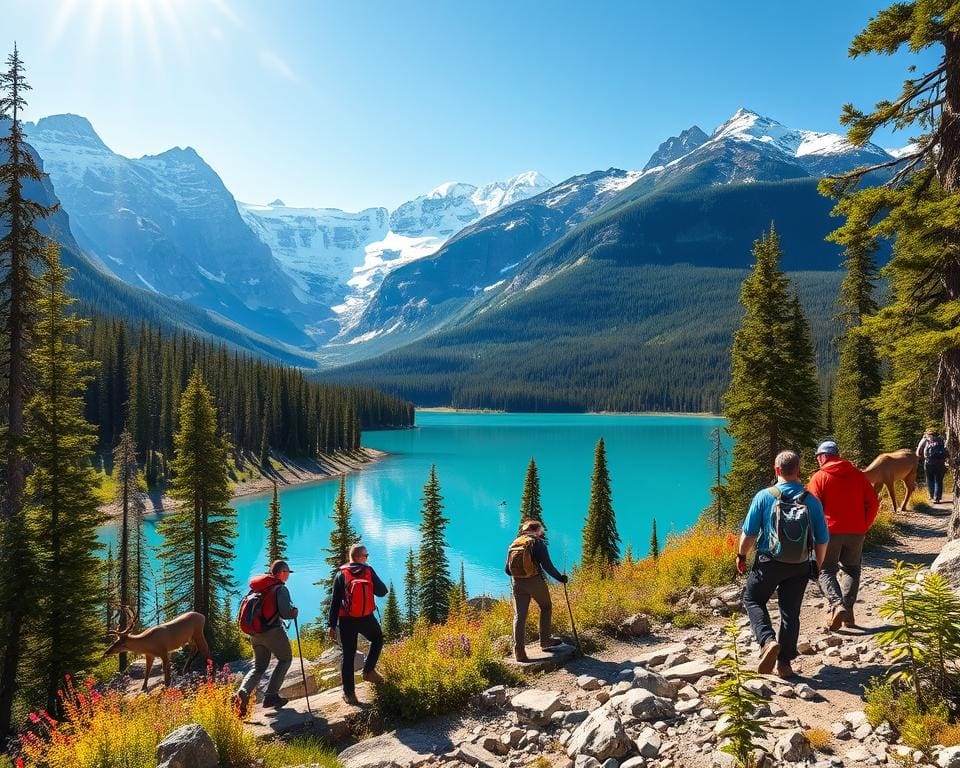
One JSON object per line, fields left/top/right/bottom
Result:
{"left": 742, "top": 480, "right": 829, "bottom": 556}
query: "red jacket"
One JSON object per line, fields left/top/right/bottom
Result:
{"left": 807, "top": 457, "right": 880, "bottom": 535}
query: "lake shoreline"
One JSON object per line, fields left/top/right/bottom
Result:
{"left": 418, "top": 407, "right": 721, "bottom": 418}
{"left": 101, "top": 447, "right": 387, "bottom": 519}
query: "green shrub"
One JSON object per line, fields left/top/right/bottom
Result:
{"left": 865, "top": 508, "right": 898, "bottom": 549}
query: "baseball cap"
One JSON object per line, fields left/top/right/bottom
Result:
{"left": 271, "top": 559, "right": 294, "bottom": 574}
{"left": 815, "top": 440, "right": 839, "bottom": 457}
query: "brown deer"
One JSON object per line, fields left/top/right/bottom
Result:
{"left": 863, "top": 449, "right": 918, "bottom": 512}
{"left": 105, "top": 607, "right": 211, "bottom": 691}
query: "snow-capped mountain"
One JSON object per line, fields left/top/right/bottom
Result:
{"left": 25, "top": 114, "right": 312, "bottom": 346}
{"left": 643, "top": 126, "right": 709, "bottom": 171}
{"left": 238, "top": 171, "right": 553, "bottom": 341}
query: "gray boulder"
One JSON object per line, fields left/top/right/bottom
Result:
{"left": 566, "top": 709, "right": 632, "bottom": 760}
{"left": 156, "top": 724, "right": 218, "bottom": 768}
{"left": 938, "top": 746, "right": 960, "bottom": 768}
{"left": 608, "top": 688, "right": 674, "bottom": 722}
{"left": 932, "top": 540, "right": 960, "bottom": 591}
{"left": 510, "top": 689, "right": 565, "bottom": 727}
{"left": 631, "top": 666, "right": 677, "bottom": 699}
{"left": 618, "top": 614, "right": 652, "bottom": 637}
{"left": 773, "top": 729, "right": 811, "bottom": 763}
{"left": 338, "top": 729, "right": 448, "bottom": 768}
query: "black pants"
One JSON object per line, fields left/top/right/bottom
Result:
{"left": 742, "top": 557, "right": 809, "bottom": 663}
{"left": 339, "top": 614, "right": 383, "bottom": 695}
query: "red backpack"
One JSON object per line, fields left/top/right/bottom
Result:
{"left": 237, "top": 574, "right": 282, "bottom": 635}
{"left": 339, "top": 565, "right": 375, "bottom": 618}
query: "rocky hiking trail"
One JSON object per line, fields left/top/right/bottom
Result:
{"left": 235, "top": 497, "right": 957, "bottom": 768}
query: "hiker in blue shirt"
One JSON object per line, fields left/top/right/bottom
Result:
{"left": 736, "top": 450, "right": 829, "bottom": 679}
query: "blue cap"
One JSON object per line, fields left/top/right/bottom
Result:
{"left": 816, "top": 440, "right": 839, "bottom": 456}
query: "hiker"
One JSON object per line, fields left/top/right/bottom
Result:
{"left": 736, "top": 450, "right": 829, "bottom": 678}
{"left": 327, "top": 543, "right": 388, "bottom": 705}
{"left": 505, "top": 519, "right": 568, "bottom": 662}
{"left": 233, "top": 559, "right": 299, "bottom": 717}
{"left": 807, "top": 440, "right": 879, "bottom": 630}
{"left": 916, "top": 428, "right": 950, "bottom": 503}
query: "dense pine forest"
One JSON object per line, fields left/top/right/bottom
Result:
{"left": 81, "top": 316, "right": 415, "bottom": 481}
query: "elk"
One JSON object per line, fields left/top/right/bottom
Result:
{"left": 863, "top": 449, "right": 918, "bottom": 513}
{"left": 105, "top": 607, "right": 211, "bottom": 691}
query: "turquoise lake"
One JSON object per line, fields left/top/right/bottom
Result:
{"left": 117, "top": 411, "right": 728, "bottom": 626}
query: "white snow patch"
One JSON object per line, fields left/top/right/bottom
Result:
{"left": 197, "top": 265, "right": 226, "bottom": 284}
{"left": 136, "top": 273, "right": 159, "bottom": 293}
{"left": 500, "top": 261, "right": 520, "bottom": 274}
{"left": 484, "top": 280, "right": 506, "bottom": 292}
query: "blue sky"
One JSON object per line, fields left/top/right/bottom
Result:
{"left": 6, "top": 0, "right": 941, "bottom": 211}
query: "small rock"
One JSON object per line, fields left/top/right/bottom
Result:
{"left": 566, "top": 709, "right": 632, "bottom": 760}
{"left": 575, "top": 756, "right": 602, "bottom": 768}
{"left": 509, "top": 689, "right": 565, "bottom": 727}
{"left": 677, "top": 684, "right": 699, "bottom": 700}
{"left": 156, "top": 724, "right": 218, "bottom": 768}
{"left": 564, "top": 709, "right": 590, "bottom": 726}
{"left": 874, "top": 722, "right": 895, "bottom": 742}
{"left": 773, "top": 729, "right": 812, "bottom": 763}
{"left": 840, "top": 648, "right": 859, "bottom": 662}
{"left": 481, "top": 736, "right": 509, "bottom": 757}
{"left": 596, "top": 690, "right": 611, "bottom": 704}
{"left": 620, "top": 758, "right": 647, "bottom": 768}
{"left": 675, "top": 699, "right": 701, "bottom": 715}
{"left": 610, "top": 681, "right": 633, "bottom": 697}
{"left": 937, "top": 746, "right": 960, "bottom": 768}
{"left": 829, "top": 721, "right": 851, "bottom": 739}
{"left": 578, "top": 675, "right": 602, "bottom": 691}
{"left": 634, "top": 727, "right": 662, "bottom": 759}
{"left": 743, "top": 679, "right": 771, "bottom": 697}
{"left": 794, "top": 683, "right": 817, "bottom": 700}
{"left": 619, "top": 614, "right": 652, "bottom": 637}
{"left": 600, "top": 759, "right": 619, "bottom": 768}
{"left": 482, "top": 685, "right": 507, "bottom": 707}
{"left": 507, "top": 728, "right": 524, "bottom": 748}
{"left": 632, "top": 666, "right": 677, "bottom": 699}
{"left": 796, "top": 638, "right": 814, "bottom": 655}
{"left": 824, "top": 635, "right": 843, "bottom": 647}
{"left": 608, "top": 688, "right": 675, "bottom": 722}
{"left": 853, "top": 722, "right": 873, "bottom": 740}
{"left": 662, "top": 660, "right": 717, "bottom": 681}
{"left": 846, "top": 746, "right": 873, "bottom": 763}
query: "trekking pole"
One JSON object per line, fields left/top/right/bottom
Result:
{"left": 293, "top": 616, "right": 312, "bottom": 715}
{"left": 562, "top": 549, "right": 583, "bottom": 657}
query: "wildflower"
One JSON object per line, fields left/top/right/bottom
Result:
{"left": 28, "top": 712, "right": 40, "bottom": 724}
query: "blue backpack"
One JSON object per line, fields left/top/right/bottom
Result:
{"left": 925, "top": 438, "right": 947, "bottom": 466}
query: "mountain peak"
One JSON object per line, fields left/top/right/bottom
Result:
{"left": 269, "top": 198, "right": 286, "bottom": 207}
{"left": 643, "top": 125, "right": 709, "bottom": 171}
{"left": 32, "top": 113, "right": 108, "bottom": 151}
{"left": 427, "top": 181, "right": 478, "bottom": 199}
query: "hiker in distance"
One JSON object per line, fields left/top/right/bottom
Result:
{"left": 807, "top": 440, "right": 880, "bottom": 630}
{"left": 916, "top": 428, "right": 950, "bottom": 503}
{"left": 233, "top": 559, "right": 299, "bottom": 717}
{"left": 737, "top": 450, "right": 829, "bottom": 679}
{"left": 328, "top": 543, "right": 388, "bottom": 705}
{"left": 505, "top": 519, "right": 568, "bottom": 662}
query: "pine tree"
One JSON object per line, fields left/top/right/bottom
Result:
{"left": 518, "top": 457, "right": 545, "bottom": 531}
{"left": 649, "top": 519, "right": 659, "bottom": 559}
{"left": 321, "top": 476, "right": 357, "bottom": 592}
{"left": 21, "top": 245, "right": 104, "bottom": 713}
{"left": 820, "top": 3, "right": 960, "bottom": 537}
{"left": 0, "top": 44, "right": 58, "bottom": 740}
{"left": 382, "top": 582, "right": 403, "bottom": 641}
{"left": 458, "top": 560, "right": 467, "bottom": 603}
{"left": 104, "top": 544, "right": 115, "bottom": 637}
{"left": 403, "top": 548, "right": 417, "bottom": 630}
{"left": 157, "top": 368, "right": 236, "bottom": 649}
{"left": 417, "top": 465, "right": 453, "bottom": 624}
{"left": 708, "top": 427, "right": 728, "bottom": 529}
{"left": 623, "top": 542, "right": 634, "bottom": 566}
{"left": 723, "top": 226, "right": 818, "bottom": 513}
{"left": 114, "top": 429, "right": 145, "bottom": 672}
{"left": 264, "top": 480, "right": 286, "bottom": 568}
{"left": 581, "top": 437, "right": 620, "bottom": 569}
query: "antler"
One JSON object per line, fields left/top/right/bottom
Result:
{"left": 119, "top": 605, "right": 139, "bottom": 635}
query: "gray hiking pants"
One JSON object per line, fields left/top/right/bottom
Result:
{"left": 512, "top": 574, "right": 552, "bottom": 654}
{"left": 238, "top": 625, "right": 292, "bottom": 696}
{"left": 818, "top": 533, "right": 865, "bottom": 611}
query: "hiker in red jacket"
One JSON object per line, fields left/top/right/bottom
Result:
{"left": 327, "top": 543, "right": 388, "bottom": 705}
{"left": 807, "top": 441, "right": 880, "bottom": 631}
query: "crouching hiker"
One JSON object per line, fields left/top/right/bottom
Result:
{"left": 737, "top": 451, "right": 829, "bottom": 679}
{"left": 328, "top": 543, "right": 389, "bottom": 705}
{"left": 234, "top": 559, "right": 299, "bottom": 717}
{"left": 506, "top": 519, "right": 568, "bottom": 662}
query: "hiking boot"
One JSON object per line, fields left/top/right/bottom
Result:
{"left": 262, "top": 693, "right": 288, "bottom": 709}
{"left": 514, "top": 648, "right": 530, "bottom": 663}
{"left": 343, "top": 691, "right": 360, "bottom": 706}
{"left": 540, "top": 637, "right": 564, "bottom": 650}
{"left": 842, "top": 607, "right": 857, "bottom": 628}
{"left": 776, "top": 661, "right": 797, "bottom": 680}
{"left": 362, "top": 669, "right": 384, "bottom": 684}
{"left": 826, "top": 605, "right": 848, "bottom": 631}
{"left": 232, "top": 690, "right": 250, "bottom": 718}
{"left": 757, "top": 640, "right": 780, "bottom": 675}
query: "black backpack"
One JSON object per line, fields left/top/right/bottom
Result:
{"left": 925, "top": 438, "right": 947, "bottom": 466}
{"left": 767, "top": 487, "right": 813, "bottom": 564}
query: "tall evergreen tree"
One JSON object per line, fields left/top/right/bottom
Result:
{"left": 321, "top": 476, "right": 357, "bottom": 592}
{"left": 157, "top": 368, "right": 236, "bottom": 648}
{"left": 0, "top": 44, "right": 57, "bottom": 741}
{"left": 821, "top": 3, "right": 960, "bottom": 537}
{"left": 829, "top": 230, "right": 882, "bottom": 465}
{"left": 723, "top": 227, "right": 818, "bottom": 513}
{"left": 417, "top": 465, "right": 453, "bottom": 624}
{"left": 381, "top": 582, "right": 402, "bottom": 641}
{"left": 22, "top": 246, "right": 104, "bottom": 713}
{"left": 113, "top": 429, "right": 145, "bottom": 672}
{"left": 649, "top": 519, "right": 659, "bottom": 559}
{"left": 708, "top": 427, "right": 728, "bottom": 529}
{"left": 518, "top": 457, "right": 544, "bottom": 531}
{"left": 264, "top": 480, "right": 286, "bottom": 568}
{"left": 581, "top": 437, "right": 620, "bottom": 569}
{"left": 403, "top": 547, "right": 417, "bottom": 630}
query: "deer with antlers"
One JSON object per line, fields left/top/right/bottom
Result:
{"left": 105, "top": 607, "right": 211, "bottom": 691}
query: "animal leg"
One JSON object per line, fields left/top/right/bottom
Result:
{"left": 161, "top": 653, "right": 171, "bottom": 687}
{"left": 182, "top": 644, "right": 197, "bottom": 675}
{"left": 904, "top": 471, "right": 917, "bottom": 511}
{"left": 142, "top": 655, "right": 154, "bottom": 691}
{"left": 886, "top": 481, "right": 898, "bottom": 513}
